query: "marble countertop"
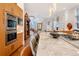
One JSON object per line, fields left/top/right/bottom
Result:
{"left": 36, "top": 32, "right": 79, "bottom": 56}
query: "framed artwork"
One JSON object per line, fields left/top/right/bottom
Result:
{"left": 37, "top": 23, "right": 42, "bottom": 31}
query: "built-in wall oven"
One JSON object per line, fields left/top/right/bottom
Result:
{"left": 6, "top": 13, "right": 17, "bottom": 30}
{"left": 6, "top": 30, "right": 17, "bottom": 45}
{"left": 5, "top": 13, "right": 17, "bottom": 45}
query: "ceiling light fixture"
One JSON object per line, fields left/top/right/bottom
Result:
{"left": 53, "top": 3, "right": 56, "bottom": 13}
{"left": 48, "top": 3, "right": 56, "bottom": 17}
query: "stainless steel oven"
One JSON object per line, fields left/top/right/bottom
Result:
{"left": 5, "top": 13, "right": 17, "bottom": 45}
{"left": 6, "top": 13, "right": 17, "bottom": 30}
{"left": 6, "top": 30, "right": 17, "bottom": 45}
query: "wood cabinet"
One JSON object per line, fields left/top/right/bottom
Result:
{"left": 0, "top": 3, "right": 23, "bottom": 56}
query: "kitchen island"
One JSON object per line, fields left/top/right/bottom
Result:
{"left": 36, "top": 32, "right": 79, "bottom": 56}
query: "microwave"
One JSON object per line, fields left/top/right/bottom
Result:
{"left": 6, "top": 13, "right": 17, "bottom": 30}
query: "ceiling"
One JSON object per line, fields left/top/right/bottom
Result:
{"left": 24, "top": 3, "right": 52, "bottom": 18}
{"left": 24, "top": 3, "right": 79, "bottom": 18}
{"left": 55, "top": 3, "right": 79, "bottom": 13}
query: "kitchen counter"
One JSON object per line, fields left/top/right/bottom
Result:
{"left": 36, "top": 32, "right": 79, "bottom": 56}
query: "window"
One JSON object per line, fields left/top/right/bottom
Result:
{"left": 76, "top": 8, "right": 79, "bottom": 28}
